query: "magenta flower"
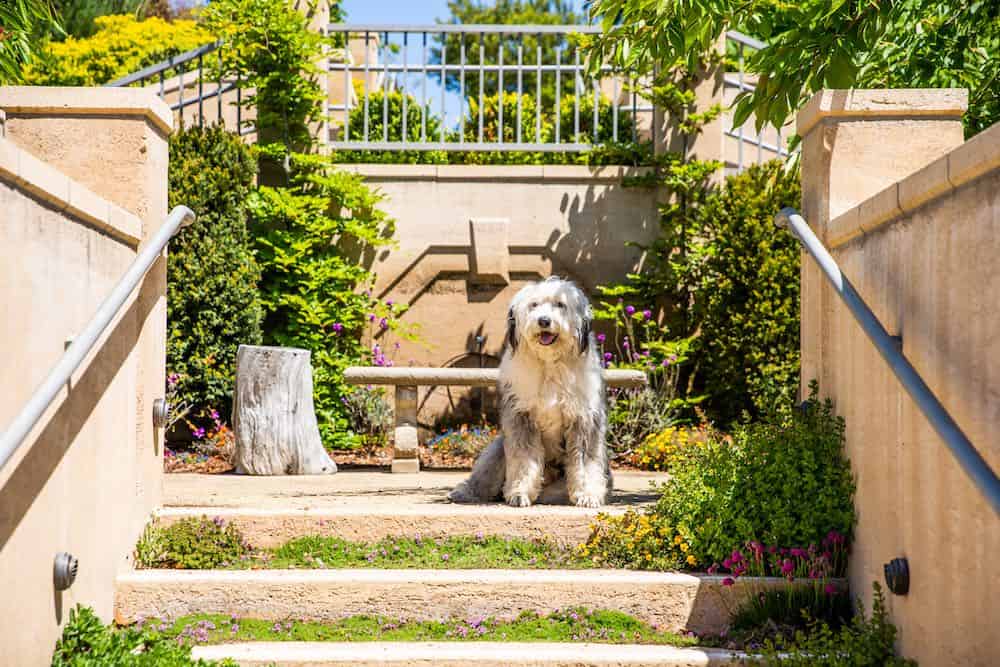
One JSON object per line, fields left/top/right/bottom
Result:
{"left": 625, "top": 305, "right": 636, "bottom": 315}
{"left": 642, "top": 309, "right": 652, "bottom": 320}
{"left": 210, "top": 410, "right": 220, "bottom": 421}
{"left": 707, "top": 563, "right": 719, "bottom": 575}
{"left": 332, "top": 322, "right": 343, "bottom": 333}
{"left": 723, "top": 557, "right": 733, "bottom": 569}
{"left": 603, "top": 352, "right": 613, "bottom": 361}
{"left": 192, "top": 427, "right": 206, "bottom": 439}
{"left": 386, "top": 299, "right": 393, "bottom": 306}
{"left": 368, "top": 313, "right": 376, "bottom": 322}
{"left": 722, "top": 577, "right": 735, "bottom": 587}
{"left": 825, "top": 583, "right": 838, "bottom": 595}
{"left": 441, "top": 553, "right": 450, "bottom": 561}
{"left": 379, "top": 317, "right": 388, "bottom": 329}
{"left": 596, "top": 333, "right": 606, "bottom": 343}
{"left": 622, "top": 340, "right": 630, "bottom": 349}
{"left": 780, "top": 559, "right": 794, "bottom": 577}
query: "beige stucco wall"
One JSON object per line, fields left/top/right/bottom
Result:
{"left": 798, "top": 89, "right": 1000, "bottom": 665}
{"left": 0, "top": 87, "right": 171, "bottom": 666}
{"left": 340, "top": 163, "right": 662, "bottom": 424}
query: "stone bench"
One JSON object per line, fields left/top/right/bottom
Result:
{"left": 343, "top": 366, "right": 647, "bottom": 472}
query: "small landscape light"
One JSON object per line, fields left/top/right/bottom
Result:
{"left": 54, "top": 552, "right": 79, "bottom": 591}
{"left": 884, "top": 557, "right": 909, "bottom": 595}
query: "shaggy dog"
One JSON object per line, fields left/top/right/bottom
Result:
{"left": 448, "top": 277, "right": 611, "bottom": 508}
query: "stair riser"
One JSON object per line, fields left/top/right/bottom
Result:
{"left": 115, "top": 570, "right": 817, "bottom": 636}
{"left": 154, "top": 507, "right": 620, "bottom": 548}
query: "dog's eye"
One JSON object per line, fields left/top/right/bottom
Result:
{"left": 529, "top": 302, "right": 538, "bottom": 309}
{"left": 556, "top": 302, "right": 567, "bottom": 309}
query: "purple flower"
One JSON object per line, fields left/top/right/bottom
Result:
{"left": 570, "top": 612, "right": 579, "bottom": 621}
{"left": 722, "top": 577, "right": 735, "bottom": 587}
{"left": 642, "top": 309, "right": 652, "bottom": 320}
{"left": 603, "top": 352, "right": 613, "bottom": 361}
{"left": 596, "top": 333, "right": 606, "bottom": 343}
{"left": 386, "top": 300, "right": 394, "bottom": 306}
{"left": 825, "top": 583, "right": 838, "bottom": 595}
{"left": 167, "top": 373, "right": 180, "bottom": 388}
{"left": 780, "top": 559, "right": 795, "bottom": 577}
{"left": 707, "top": 563, "right": 719, "bottom": 575}
{"left": 661, "top": 358, "right": 671, "bottom": 367}
{"left": 622, "top": 340, "right": 630, "bottom": 349}
{"left": 332, "top": 322, "right": 343, "bottom": 334}
{"left": 210, "top": 410, "right": 220, "bottom": 421}
{"left": 441, "top": 553, "right": 450, "bottom": 561}
{"left": 368, "top": 313, "right": 376, "bottom": 322}
{"left": 475, "top": 532, "right": 484, "bottom": 541}
{"left": 192, "top": 427, "right": 206, "bottom": 439}
{"left": 625, "top": 305, "right": 636, "bottom": 315}
{"left": 380, "top": 318, "right": 388, "bottom": 329}
{"left": 723, "top": 557, "right": 733, "bottom": 569}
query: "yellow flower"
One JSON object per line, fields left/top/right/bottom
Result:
{"left": 673, "top": 535, "right": 683, "bottom": 545}
{"left": 686, "top": 554, "right": 697, "bottom": 566}
{"left": 680, "top": 543, "right": 689, "bottom": 552}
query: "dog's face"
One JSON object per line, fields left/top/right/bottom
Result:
{"left": 507, "top": 278, "right": 592, "bottom": 361}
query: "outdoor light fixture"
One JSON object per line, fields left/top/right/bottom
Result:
{"left": 152, "top": 398, "right": 170, "bottom": 429}
{"left": 54, "top": 552, "right": 79, "bottom": 591}
{"left": 884, "top": 557, "right": 910, "bottom": 595}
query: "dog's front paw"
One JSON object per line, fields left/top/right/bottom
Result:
{"left": 506, "top": 492, "right": 532, "bottom": 508}
{"left": 571, "top": 492, "right": 603, "bottom": 509}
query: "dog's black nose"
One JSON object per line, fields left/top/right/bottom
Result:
{"left": 538, "top": 316, "right": 551, "bottom": 328}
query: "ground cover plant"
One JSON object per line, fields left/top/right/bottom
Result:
{"left": 135, "top": 608, "right": 700, "bottom": 647}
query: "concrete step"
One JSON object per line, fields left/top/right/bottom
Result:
{"left": 158, "top": 469, "right": 668, "bottom": 547}
{"left": 190, "top": 641, "right": 748, "bottom": 666}
{"left": 114, "top": 569, "right": 791, "bottom": 636}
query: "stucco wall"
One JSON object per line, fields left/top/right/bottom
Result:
{"left": 341, "top": 163, "right": 662, "bottom": 424}
{"left": 798, "top": 89, "right": 1000, "bottom": 665}
{"left": 0, "top": 88, "right": 171, "bottom": 666}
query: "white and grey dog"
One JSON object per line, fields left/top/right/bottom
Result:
{"left": 448, "top": 277, "right": 611, "bottom": 508}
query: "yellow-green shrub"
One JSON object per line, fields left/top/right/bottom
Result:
{"left": 629, "top": 425, "right": 715, "bottom": 472}
{"left": 23, "top": 15, "right": 212, "bottom": 86}
{"left": 577, "top": 509, "right": 699, "bottom": 570}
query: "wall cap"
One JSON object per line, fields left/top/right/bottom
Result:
{"left": 0, "top": 135, "right": 142, "bottom": 245}
{"left": 797, "top": 88, "right": 968, "bottom": 138}
{"left": 828, "top": 119, "right": 1000, "bottom": 248}
{"left": 338, "top": 162, "right": 656, "bottom": 183}
{"left": 0, "top": 86, "right": 173, "bottom": 136}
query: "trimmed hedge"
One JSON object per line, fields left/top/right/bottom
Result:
{"left": 167, "top": 125, "right": 262, "bottom": 418}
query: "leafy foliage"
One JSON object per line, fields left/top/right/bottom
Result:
{"left": 52, "top": 606, "right": 232, "bottom": 666}
{"left": 0, "top": 0, "right": 62, "bottom": 83}
{"left": 249, "top": 158, "right": 400, "bottom": 446}
{"left": 23, "top": 14, "right": 210, "bottom": 85}
{"left": 761, "top": 583, "right": 917, "bottom": 666}
{"left": 50, "top": 1, "right": 145, "bottom": 39}
{"left": 135, "top": 517, "right": 249, "bottom": 569}
{"left": 584, "top": 385, "right": 855, "bottom": 569}
{"left": 167, "top": 125, "right": 262, "bottom": 418}
{"left": 587, "top": 0, "right": 1000, "bottom": 138}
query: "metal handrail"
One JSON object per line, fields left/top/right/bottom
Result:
{"left": 106, "top": 41, "right": 222, "bottom": 88}
{"left": 0, "top": 205, "right": 196, "bottom": 473}
{"left": 776, "top": 207, "right": 1000, "bottom": 516}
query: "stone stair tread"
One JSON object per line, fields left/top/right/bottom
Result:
{"left": 190, "top": 640, "right": 747, "bottom": 666}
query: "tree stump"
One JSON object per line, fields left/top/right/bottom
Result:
{"left": 233, "top": 345, "right": 336, "bottom": 475}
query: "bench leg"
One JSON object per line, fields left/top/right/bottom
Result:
{"left": 392, "top": 385, "right": 420, "bottom": 473}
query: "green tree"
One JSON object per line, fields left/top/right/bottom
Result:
{"left": 587, "top": 0, "right": 1000, "bottom": 138}
{"left": 49, "top": 1, "right": 143, "bottom": 39}
{"left": 0, "top": 0, "right": 61, "bottom": 82}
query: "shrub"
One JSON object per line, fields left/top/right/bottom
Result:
{"left": 760, "top": 583, "right": 917, "bottom": 666}
{"left": 135, "top": 517, "right": 249, "bottom": 569}
{"left": 578, "top": 509, "right": 700, "bottom": 570}
{"left": 331, "top": 88, "right": 449, "bottom": 164}
{"left": 629, "top": 424, "right": 715, "bottom": 472}
{"left": 52, "top": 605, "right": 231, "bottom": 666}
{"left": 339, "top": 386, "right": 394, "bottom": 453}
{"left": 427, "top": 423, "right": 499, "bottom": 459}
{"left": 23, "top": 15, "right": 212, "bottom": 86}
{"left": 581, "top": 384, "right": 855, "bottom": 569}
{"left": 167, "top": 125, "right": 262, "bottom": 418}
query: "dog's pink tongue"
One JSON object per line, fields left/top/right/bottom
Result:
{"left": 540, "top": 332, "right": 556, "bottom": 345}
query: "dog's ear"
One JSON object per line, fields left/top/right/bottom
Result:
{"left": 506, "top": 307, "right": 518, "bottom": 355}
{"left": 579, "top": 310, "right": 592, "bottom": 355}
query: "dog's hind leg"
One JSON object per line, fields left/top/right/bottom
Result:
{"left": 448, "top": 435, "right": 506, "bottom": 503}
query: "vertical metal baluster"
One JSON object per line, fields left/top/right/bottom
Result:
{"left": 460, "top": 32, "right": 466, "bottom": 143}
{"left": 179, "top": 64, "right": 185, "bottom": 129}
{"left": 497, "top": 31, "right": 504, "bottom": 144}
{"left": 594, "top": 72, "right": 601, "bottom": 144}
{"left": 478, "top": 32, "right": 484, "bottom": 144}
{"left": 631, "top": 77, "right": 637, "bottom": 144}
{"left": 236, "top": 73, "right": 242, "bottom": 132}
{"left": 776, "top": 126, "right": 783, "bottom": 157}
{"left": 159, "top": 70, "right": 165, "bottom": 100}
{"left": 382, "top": 32, "right": 389, "bottom": 142}
{"left": 757, "top": 127, "right": 763, "bottom": 164}
{"left": 535, "top": 34, "right": 542, "bottom": 143}
{"left": 555, "top": 45, "right": 561, "bottom": 144}
{"left": 402, "top": 32, "right": 408, "bottom": 142}
{"left": 573, "top": 49, "right": 580, "bottom": 142}
{"left": 364, "top": 31, "right": 370, "bottom": 142}
{"left": 612, "top": 69, "right": 618, "bottom": 143}
{"left": 421, "top": 31, "right": 427, "bottom": 143}
{"left": 440, "top": 31, "right": 446, "bottom": 144}
{"left": 737, "top": 44, "right": 745, "bottom": 172}
{"left": 516, "top": 35, "right": 523, "bottom": 145}
{"left": 216, "top": 47, "right": 222, "bottom": 126}
{"left": 197, "top": 54, "right": 204, "bottom": 128}
{"left": 344, "top": 30, "right": 351, "bottom": 142}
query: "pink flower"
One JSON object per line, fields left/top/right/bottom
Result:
{"left": 723, "top": 557, "right": 733, "bottom": 569}
{"left": 192, "top": 427, "right": 206, "bottom": 439}
{"left": 780, "top": 559, "right": 795, "bottom": 577}
{"left": 722, "top": 577, "right": 735, "bottom": 587}
{"left": 825, "top": 583, "right": 838, "bottom": 595}
{"left": 642, "top": 309, "right": 652, "bottom": 320}
{"left": 707, "top": 563, "right": 719, "bottom": 575}
{"left": 625, "top": 305, "right": 636, "bottom": 315}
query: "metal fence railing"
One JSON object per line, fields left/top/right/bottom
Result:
{"left": 105, "top": 41, "right": 253, "bottom": 137}
{"left": 105, "top": 25, "right": 790, "bottom": 169}
{"left": 326, "top": 23, "right": 654, "bottom": 153}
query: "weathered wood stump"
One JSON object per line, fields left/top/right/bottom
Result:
{"left": 233, "top": 345, "right": 336, "bottom": 475}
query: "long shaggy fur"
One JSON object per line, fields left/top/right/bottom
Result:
{"left": 448, "top": 277, "right": 612, "bottom": 508}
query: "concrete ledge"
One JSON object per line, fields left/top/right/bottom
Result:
{"left": 0, "top": 86, "right": 174, "bottom": 136}
{"left": 339, "top": 163, "right": 656, "bottom": 183}
{"left": 115, "top": 569, "right": 840, "bottom": 635}
{"left": 826, "top": 120, "right": 1000, "bottom": 248}
{"left": 0, "top": 135, "right": 142, "bottom": 245}
{"left": 153, "top": 505, "right": 628, "bottom": 548}
{"left": 796, "top": 88, "right": 968, "bottom": 138}
{"left": 344, "top": 367, "right": 647, "bottom": 388}
{"left": 191, "top": 641, "right": 748, "bottom": 666}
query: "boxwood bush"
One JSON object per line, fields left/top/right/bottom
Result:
{"left": 167, "top": 125, "right": 262, "bottom": 418}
